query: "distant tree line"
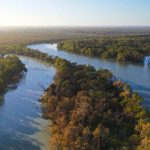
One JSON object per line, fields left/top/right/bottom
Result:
{"left": 41, "top": 58, "right": 150, "bottom": 150}
{"left": 0, "top": 44, "right": 55, "bottom": 63}
{"left": 57, "top": 36, "right": 150, "bottom": 63}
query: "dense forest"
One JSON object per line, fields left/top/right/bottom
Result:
{"left": 41, "top": 58, "right": 150, "bottom": 150}
{"left": 0, "top": 30, "right": 150, "bottom": 149}
{"left": 0, "top": 44, "right": 55, "bottom": 63}
{"left": 57, "top": 36, "right": 150, "bottom": 63}
{"left": 0, "top": 55, "right": 26, "bottom": 93}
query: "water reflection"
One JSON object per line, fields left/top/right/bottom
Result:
{"left": 144, "top": 56, "right": 150, "bottom": 65}
{"left": 144, "top": 56, "right": 150, "bottom": 74}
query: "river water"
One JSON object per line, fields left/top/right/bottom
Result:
{"left": 0, "top": 43, "right": 150, "bottom": 150}
{"left": 0, "top": 56, "right": 55, "bottom": 150}
{"left": 28, "top": 43, "right": 150, "bottom": 110}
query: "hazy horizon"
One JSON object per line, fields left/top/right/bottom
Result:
{"left": 0, "top": 25, "right": 150, "bottom": 29}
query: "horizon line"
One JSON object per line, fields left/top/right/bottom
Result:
{"left": 0, "top": 25, "right": 150, "bottom": 28}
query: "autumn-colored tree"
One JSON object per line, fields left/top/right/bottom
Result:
{"left": 41, "top": 59, "right": 150, "bottom": 149}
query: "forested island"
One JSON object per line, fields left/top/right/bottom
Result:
{"left": 0, "top": 28, "right": 150, "bottom": 149}
{"left": 41, "top": 58, "right": 150, "bottom": 150}
{"left": 0, "top": 55, "right": 26, "bottom": 93}
{"left": 1, "top": 0, "right": 150, "bottom": 150}
{"left": 0, "top": 38, "right": 150, "bottom": 149}
{"left": 57, "top": 36, "right": 150, "bottom": 63}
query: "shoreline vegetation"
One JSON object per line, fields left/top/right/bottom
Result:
{"left": 0, "top": 28, "right": 150, "bottom": 149}
{"left": 1, "top": 44, "right": 150, "bottom": 149}
{"left": 41, "top": 58, "right": 150, "bottom": 150}
{"left": 57, "top": 36, "right": 150, "bottom": 63}
{"left": 0, "top": 44, "right": 55, "bottom": 63}
{"left": 0, "top": 55, "right": 27, "bottom": 94}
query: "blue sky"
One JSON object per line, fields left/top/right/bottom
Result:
{"left": 0, "top": 0, "right": 150, "bottom": 26}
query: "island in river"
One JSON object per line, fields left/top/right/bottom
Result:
{"left": 0, "top": 55, "right": 26, "bottom": 93}
{"left": 28, "top": 43, "right": 150, "bottom": 150}
{"left": 41, "top": 58, "right": 150, "bottom": 150}
{"left": 0, "top": 29, "right": 150, "bottom": 149}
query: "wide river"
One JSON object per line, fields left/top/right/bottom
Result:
{"left": 0, "top": 43, "right": 150, "bottom": 149}
{"left": 28, "top": 43, "right": 150, "bottom": 109}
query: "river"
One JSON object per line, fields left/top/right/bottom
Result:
{"left": 0, "top": 43, "right": 150, "bottom": 150}
{"left": 0, "top": 56, "right": 55, "bottom": 150}
{"left": 28, "top": 43, "right": 150, "bottom": 110}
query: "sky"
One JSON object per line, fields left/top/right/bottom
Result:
{"left": 0, "top": 0, "right": 150, "bottom": 27}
